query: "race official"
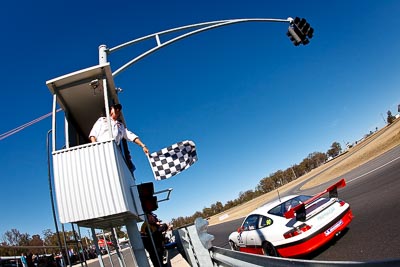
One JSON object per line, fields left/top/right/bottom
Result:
{"left": 89, "top": 103, "right": 149, "bottom": 154}
{"left": 141, "top": 213, "right": 167, "bottom": 267}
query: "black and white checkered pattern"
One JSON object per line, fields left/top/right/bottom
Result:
{"left": 148, "top": 140, "right": 198, "bottom": 180}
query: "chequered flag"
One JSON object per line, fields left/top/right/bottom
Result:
{"left": 148, "top": 140, "right": 198, "bottom": 180}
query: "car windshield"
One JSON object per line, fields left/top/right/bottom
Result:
{"left": 268, "top": 195, "right": 311, "bottom": 217}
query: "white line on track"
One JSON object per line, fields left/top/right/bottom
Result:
{"left": 347, "top": 154, "right": 400, "bottom": 184}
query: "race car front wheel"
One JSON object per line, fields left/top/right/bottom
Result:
{"left": 262, "top": 242, "right": 279, "bottom": 257}
{"left": 229, "top": 240, "right": 239, "bottom": 251}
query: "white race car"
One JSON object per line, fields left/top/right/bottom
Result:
{"left": 228, "top": 179, "right": 353, "bottom": 258}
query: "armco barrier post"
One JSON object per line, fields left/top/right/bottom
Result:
{"left": 175, "top": 218, "right": 214, "bottom": 266}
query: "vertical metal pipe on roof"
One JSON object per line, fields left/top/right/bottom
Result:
{"left": 64, "top": 116, "right": 69, "bottom": 149}
{"left": 102, "top": 74, "right": 113, "bottom": 140}
{"left": 99, "top": 45, "right": 108, "bottom": 65}
{"left": 52, "top": 94, "right": 57, "bottom": 152}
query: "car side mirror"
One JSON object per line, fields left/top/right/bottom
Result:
{"left": 237, "top": 226, "right": 244, "bottom": 233}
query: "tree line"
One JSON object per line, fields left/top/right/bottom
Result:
{"left": 0, "top": 227, "right": 125, "bottom": 257}
{"left": 170, "top": 142, "right": 342, "bottom": 227}
{"left": 171, "top": 109, "right": 400, "bottom": 228}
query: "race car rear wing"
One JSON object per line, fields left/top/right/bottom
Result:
{"left": 284, "top": 179, "right": 347, "bottom": 221}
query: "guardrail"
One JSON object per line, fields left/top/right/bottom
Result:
{"left": 174, "top": 218, "right": 400, "bottom": 267}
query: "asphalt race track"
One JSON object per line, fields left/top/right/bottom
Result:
{"left": 208, "top": 146, "right": 400, "bottom": 262}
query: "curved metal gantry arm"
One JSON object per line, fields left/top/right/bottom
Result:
{"left": 99, "top": 17, "right": 293, "bottom": 77}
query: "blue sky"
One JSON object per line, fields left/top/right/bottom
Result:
{"left": 1, "top": 0, "right": 400, "bottom": 237}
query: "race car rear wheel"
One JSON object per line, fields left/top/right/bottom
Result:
{"left": 262, "top": 242, "right": 279, "bottom": 257}
{"left": 229, "top": 240, "right": 239, "bottom": 251}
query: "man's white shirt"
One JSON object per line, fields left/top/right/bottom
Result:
{"left": 89, "top": 117, "right": 138, "bottom": 145}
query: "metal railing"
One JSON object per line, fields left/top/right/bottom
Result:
{"left": 174, "top": 218, "right": 400, "bottom": 267}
